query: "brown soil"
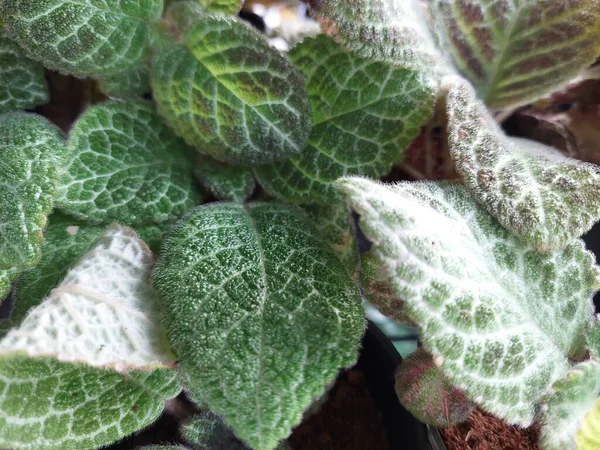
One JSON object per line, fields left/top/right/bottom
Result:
{"left": 441, "top": 409, "right": 540, "bottom": 450}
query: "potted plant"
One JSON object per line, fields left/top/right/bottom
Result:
{"left": 0, "top": 0, "right": 599, "bottom": 449}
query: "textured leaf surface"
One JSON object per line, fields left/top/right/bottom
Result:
{"left": 151, "top": 15, "right": 310, "bottom": 165}
{"left": 539, "top": 361, "right": 600, "bottom": 450}
{"left": 57, "top": 100, "right": 202, "bottom": 225}
{"left": 577, "top": 398, "right": 600, "bottom": 450}
{"left": 199, "top": 0, "right": 243, "bottom": 15}
{"left": 337, "top": 177, "right": 598, "bottom": 425}
{"left": 181, "top": 411, "right": 248, "bottom": 449}
{"left": 0, "top": 113, "right": 65, "bottom": 272}
{"left": 153, "top": 202, "right": 365, "bottom": 449}
{"left": 0, "top": 267, "right": 18, "bottom": 301}
{"left": 0, "top": 34, "right": 48, "bottom": 113}
{"left": 3, "top": 0, "right": 163, "bottom": 77}
{"left": 0, "top": 355, "right": 180, "bottom": 450}
{"left": 446, "top": 77, "right": 600, "bottom": 250}
{"left": 587, "top": 316, "right": 600, "bottom": 361}
{"left": 0, "top": 226, "right": 176, "bottom": 370}
{"left": 430, "top": 0, "right": 600, "bottom": 108}
{"left": 255, "top": 35, "right": 435, "bottom": 204}
{"left": 395, "top": 348, "right": 474, "bottom": 427}
{"left": 194, "top": 157, "right": 255, "bottom": 202}
{"left": 98, "top": 66, "right": 151, "bottom": 100}
{"left": 306, "top": 0, "right": 444, "bottom": 73}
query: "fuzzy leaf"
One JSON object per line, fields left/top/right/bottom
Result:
{"left": 577, "top": 399, "right": 600, "bottom": 450}
{"left": 3, "top": 0, "right": 163, "bottom": 77}
{"left": 0, "top": 113, "right": 65, "bottom": 272}
{"left": 306, "top": 0, "right": 445, "bottom": 74}
{"left": 194, "top": 157, "right": 255, "bottom": 202}
{"left": 0, "top": 267, "right": 18, "bottom": 300}
{"left": 430, "top": 0, "right": 600, "bottom": 108}
{"left": 446, "top": 77, "right": 600, "bottom": 250}
{"left": 181, "top": 411, "right": 248, "bottom": 449}
{"left": 98, "top": 66, "right": 151, "bottom": 100}
{"left": 395, "top": 348, "right": 475, "bottom": 427}
{"left": 255, "top": 35, "right": 435, "bottom": 203}
{"left": 0, "top": 355, "right": 180, "bottom": 450}
{"left": 588, "top": 316, "right": 600, "bottom": 361}
{"left": 337, "top": 177, "right": 598, "bottom": 425}
{"left": 199, "top": 0, "right": 243, "bottom": 15}
{"left": 151, "top": 15, "right": 310, "bottom": 165}
{"left": 539, "top": 361, "right": 600, "bottom": 450}
{"left": 0, "top": 226, "right": 176, "bottom": 370}
{"left": 0, "top": 34, "right": 48, "bottom": 113}
{"left": 57, "top": 100, "right": 202, "bottom": 225}
{"left": 153, "top": 202, "right": 365, "bottom": 449}
{"left": 14, "top": 213, "right": 170, "bottom": 325}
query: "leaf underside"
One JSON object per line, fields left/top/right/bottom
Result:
{"left": 337, "top": 177, "right": 597, "bottom": 425}
{"left": 153, "top": 202, "right": 365, "bottom": 449}
{"left": 194, "top": 157, "right": 256, "bottom": 203}
{"left": 180, "top": 412, "right": 248, "bottom": 449}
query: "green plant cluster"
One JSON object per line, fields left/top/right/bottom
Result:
{"left": 1, "top": 0, "right": 600, "bottom": 449}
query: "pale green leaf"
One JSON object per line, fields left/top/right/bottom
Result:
{"left": 0, "top": 355, "right": 180, "bottom": 450}
{"left": 337, "top": 177, "right": 598, "bottom": 425}
{"left": 153, "top": 202, "right": 365, "bottom": 449}
{"left": 588, "top": 316, "right": 600, "bottom": 362}
{"left": 57, "top": 100, "right": 202, "bottom": 225}
{"left": 1, "top": 226, "right": 176, "bottom": 370}
{"left": 194, "top": 157, "right": 255, "bottom": 202}
{"left": 577, "top": 398, "right": 600, "bottom": 450}
{"left": 0, "top": 113, "right": 65, "bottom": 272}
{"left": 150, "top": 15, "right": 311, "bottom": 165}
{"left": 395, "top": 348, "right": 475, "bottom": 427}
{"left": 539, "top": 361, "right": 600, "bottom": 450}
{"left": 3, "top": 0, "right": 163, "bottom": 77}
{"left": 0, "top": 34, "right": 48, "bottom": 113}
{"left": 430, "top": 0, "right": 600, "bottom": 108}
{"left": 199, "top": 0, "right": 243, "bottom": 15}
{"left": 0, "top": 267, "right": 18, "bottom": 301}
{"left": 164, "top": 1, "right": 206, "bottom": 39}
{"left": 446, "top": 77, "right": 600, "bottom": 251}
{"left": 98, "top": 66, "right": 151, "bottom": 100}
{"left": 255, "top": 34, "right": 435, "bottom": 203}
{"left": 181, "top": 411, "right": 248, "bottom": 449}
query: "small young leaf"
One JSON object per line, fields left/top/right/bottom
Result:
{"left": 57, "top": 100, "right": 202, "bottom": 225}
{"left": 0, "top": 34, "right": 48, "bottom": 113}
{"left": 0, "top": 113, "right": 65, "bottom": 272}
{"left": 194, "top": 157, "right": 255, "bottom": 202}
{"left": 395, "top": 348, "right": 475, "bottom": 427}
{"left": 337, "top": 177, "right": 598, "bottom": 425}
{"left": 153, "top": 202, "right": 365, "bottom": 450}
{"left": 255, "top": 35, "right": 436, "bottom": 204}
{"left": 539, "top": 361, "right": 600, "bottom": 450}
{"left": 1, "top": 226, "right": 176, "bottom": 370}
{"left": 98, "top": 66, "right": 151, "bottom": 100}
{"left": 151, "top": 15, "right": 310, "bottom": 165}
{"left": 430, "top": 0, "right": 600, "bottom": 108}
{"left": 446, "top": 77, "right": 600, "bottom": 250}
{"left": 181, "top": 411, "right": 248, "bottom": 449}
{"left": 3, "top": 0, "right": 163, "bottom": 77}
{"left": 199, "top": 0, "right": 244, "bottom": 15}
{"left": 0, "top": 355, "right": 180, "bottom": 450}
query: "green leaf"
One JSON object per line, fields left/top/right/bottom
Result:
{"left": 164, "top": 1, "right": 206, "bottom": 39}
{"left": 539, "top": 361, "right": 600, "bottom": 450}
{"left": 0, "top": 113, "right": 65, "bottom": 272}
{"left": 255, "top": 35, "right": 435, "bottom": 203}
{"left": 577, "top": 398, "right": 600, "bottom": 450}
{"left": 0, "top": 355, "right": 180, "bottom": 450}
{"left": 3, "top": 0, "right": 163, "bottom": 77}
{"left": 194, "top": 157, "right": 255, "bottom": 202}
{"left": 199, "top": 0, "right": 243, "bottom": 15}
{"left": 57, "top": 100, "right": 202, "bottom": 225}
{"left": 181, "top": 411, "right": 248, "bottom": 449}
{"left": 395, "top": 348, "right": 475, "bottom": 427}
{"left": 337, "top": 177, "right": 598, "bottom": 425}
{"left": 587, "top": 316, "right": 600, "bottom": 361}
{"left": 0, "top": 267, "right": 18, "bottom": 301}
{"left": 98, "top": 66, "right": 151, "bottom": 100}
{"left": 0, "top": 34, "right": 48, "bottom": 113}
{"left": 430, "top": 0, "right": 600, "bottom": 108}
{"left": 153, "top": 202, "right": 365, "bottom": 449}
{"left": 1, "top": 226, "right": 176, "bottom": 370}
{"left": 14, "top": 213, "right": 170, "bottom": 325}
{"left": 446, "top": 77, "right": 600, "bottom": 251}
{"left": 150, "top": 15, "right": 311, "bottom": 165}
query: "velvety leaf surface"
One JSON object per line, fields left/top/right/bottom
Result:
{"left": 587, "top": 316, "right": 600, "bottom": 361}
{"left": 0, "top": 355, "right": 180, "bottom": 450}
{"left": 395, "top": 348, "right": 475, "bottom": 427}
{"left": 57, "top": 100, "right": 202, "bottom": 225}
{"left": 255, "top": 35, "right": 435, "bottom": 204}
{"left": 98, "top": 66, "right": 151, "bottom": 100}
{"left": 1, "top": 226, "right": 176, "bottom": 370}
{"left": 181, "top": 412, "right": 248, "bottom": 449}
{"left": 0, "top": 267, "right": 18, "bottom": 301}
{"left": 0, "top": 34, "right": 48, "bottom": 113}
{"left": 151, "top": 15, "right": 310, "bottom": 165}
{"left": 0, "top": 113, "right": 65, "bottom": 272}
{"left": 153, "top": 202, "right": 365, "bottom": 449}
{"left": 337, "top": 177, "right": 598, "bottom": 425}
{"left": 539, "top": 361, "right": 600, "bottom": 450}
{"left": 194, "top": 157, "right": 255, "bottom": 202}
{"left": 446, "top": 77, "right": 600, "bottom": 250}
{"left": 199, "top": 0, "right": 243, "bottom": 15}
{"left": 430, "top": 0, "right": 600, "bottom": 108}
{"left": 3, "top": 0, "right": 163, "bottom": 77}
